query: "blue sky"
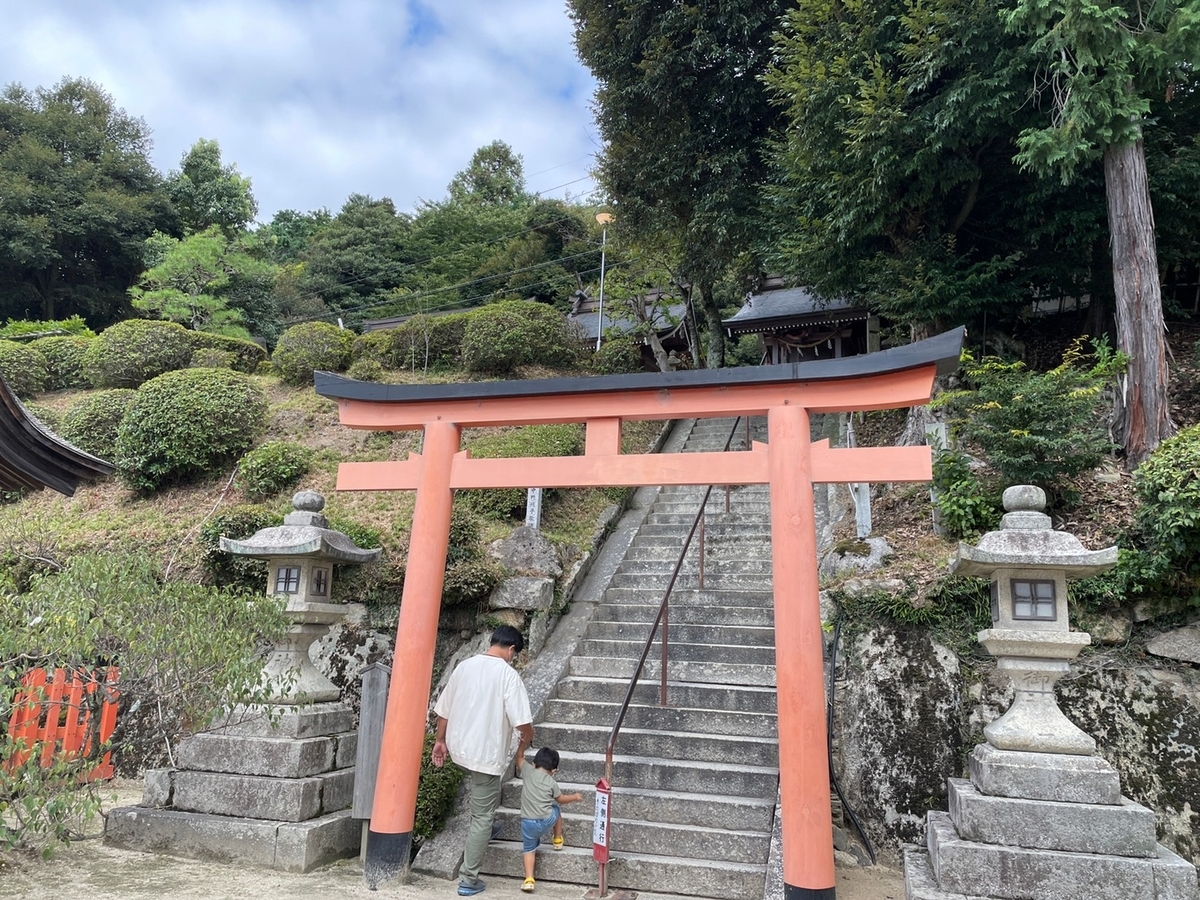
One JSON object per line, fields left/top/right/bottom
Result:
{"left": 0, "top": 0, "right": 600, "bottom": 221}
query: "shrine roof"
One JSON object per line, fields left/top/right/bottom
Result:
{"left": 0, "top": 375, "right": 114, "bottom": 496}
{"left": 722, "top": 286, "right": 870, "bottom": 336}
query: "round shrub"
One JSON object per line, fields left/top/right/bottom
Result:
{"left": 347, "top": 358, "right": 384, "bottom": 382}
{"left": 461, "top": 301, "right": 579, "bottom": 376}
{"left": 23, "top": 402, "right": 62, "bottom": 434}
{"left": 236, "top": 441, "right": 314, "bottom": 501}
{"left": 29, "top": 336, "right": 92, "bottom": 390}
{"left": 351, "top": 330, "right": 393, "bottom": 366}
{"left": 190, "top": 348, "right": 235, "bottom": 369}
{"left": 1134, "top": 423, "right": 1200, "bottom": 575}
{"left": 61, "top": 390, "right": 138, "bottom": 460}
{"left": 0, "top": 340, "right": 48, "bottom": 397}
{"left": 116, "top": 368, "right": 268, "bottom": 492}
{"left": 199, "top": 504, "right": 282, "bottom": 591}
{"left": 272, "top": 321, "right": 352, "bottom": 386}
{"left": 393, "top": 312, "right": 470, "bottom": 370}
{"left": 188, "top": 331, "right": 268, "bottom": 373}
{"left": 592, "top": 338, "right": 644, "bottom": 375}
{"left": 83, "top": 319, "right": 194, "bottom": 388}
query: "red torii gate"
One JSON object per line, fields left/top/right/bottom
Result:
{"left": 315, "top": 327, "right": 963, "bottom": 900}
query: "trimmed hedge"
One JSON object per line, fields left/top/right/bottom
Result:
{"left": 461, "top": 301, "right": 579, "bottom": 375}
{"left": 236, "top": 441, "right": 313, "bottom": 501}
{"left": 272, "top": 321, "right": 352, "bottom": 385}
{"left": 189, "top": 331, "right": 268, "bottom": 373}
{"left": 83, "top": 320, "right": 195, "bottom": 388}
{"left": 29, "top": 336, "right": 93, "bottom": 390}
{"left": 116, "top": 368, "right": 268, "bottom": 492}
{"left": 391, "top": 312, "right": 471, "bottom": 370}
{"left": 462, "top": 424, "right": 583, "bottom": 520}
{"left": 346, "top": 358, "right": 384, "bottom": 382}
{"left": 0, "top": 340, "right": 48, "bottom": 397}
{"left": 592, "top": 338, "right": 644, "bottom": 375}
{"left": 61, "top": 389, "right": 138, "bottom": 461}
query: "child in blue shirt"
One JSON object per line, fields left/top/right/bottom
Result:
{"left": 519, "top": 746, "right": 583, "bottom": 892}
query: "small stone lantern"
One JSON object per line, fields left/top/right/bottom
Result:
{"left": 220, "top": 490, "right": 381, "bottom": 704}
{"left": 950, "top": 484, "right": 1116, "bottom": 754}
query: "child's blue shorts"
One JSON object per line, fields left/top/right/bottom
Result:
{"left": 521, "top": 803, "right": 561, "bottom": 852}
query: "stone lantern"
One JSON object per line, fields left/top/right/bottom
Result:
{"left": 220, "top": 490, "right": 381, "bottom": 703}
{"left": 905, "top": 485, "right": 1199, "bottom": 899}
{"left": 106, "top": 491, "right": 382, "bottom": 873}
{"left": 952, "top": 484, "right": 1114, "bottom": 755}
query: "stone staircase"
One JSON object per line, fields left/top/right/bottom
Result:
{"left": 482, "top": 416, "right": 785, "bottom": 899}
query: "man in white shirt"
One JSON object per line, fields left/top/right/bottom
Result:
{"left": 432, "top": 625, "right": 534, "bottom": 896}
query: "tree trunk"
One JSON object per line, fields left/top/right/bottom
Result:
{"left": 696, "top": 281, "right": 725, "bottom": 368}
{"left": 1104, "top": 137, "right": 1173, "bottom": 466}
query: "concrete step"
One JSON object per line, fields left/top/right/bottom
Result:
{"left": 568, "top": 656, "right": 776, "bottom": 687}
{"left": 539, "top": 698, "right": 777, "bottom": 738}
{"left": 609, "top": 573, "right": 773, "bottom": 591}
{"left": 586, "top": 621, "right": 776, "bottom": 647}
{"left": 634, "top": 522, "right": 773, "bottom": 538}
{"left": 576, "top": 639, "right": 777, "bottom": 667}
{"left": 544, "top": 750, "right": 777, "bottom": 799}
{"left": 490, "top": 810, "right": 771, "bottom": 865}
{"left": 643, "top": 512, "right": 773, "bottom": 526}
{"left": 601, "top": 587, "right": 776, "bottom": 607}
{"left": 535, "top": 721, "right": 779, "bottom": 767}
{"left": 616, "top": 558, "right": 774, "bottom": 576}
{"left": 481, "top": 841, "right": 767, "bottom": 900}
{"left": 621, "top": 544, "right": 772, "bottom": 562}
{"left": 594, "top": 602, "right": 774, "bottom": 627}
{"left": 555, "top": 676, "right": 777, "bottom": 713}
{"left": 498, "top": 780, "right": 776, "bottom": 832}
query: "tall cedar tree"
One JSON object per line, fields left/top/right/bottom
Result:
{"left": 1004, "top": 0, "right": 1200, "bottom": 464}
{"left": 568, "top": 0, "right": 789, "bottom": 367}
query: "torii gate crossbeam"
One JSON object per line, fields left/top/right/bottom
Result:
{"left": 315, "top": 327, "right": 963, "bottom": 900}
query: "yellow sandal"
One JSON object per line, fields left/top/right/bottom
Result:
{"left": 522, "top": 876, "right": 536, "bottom": 892}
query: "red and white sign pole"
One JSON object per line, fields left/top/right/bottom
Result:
{"left": 593, "top": 777, "right": 612, "bottom": 895}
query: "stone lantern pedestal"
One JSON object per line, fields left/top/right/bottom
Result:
{"left": 906, "top": 486, "right": 1198, "bottom": 900}
{"left": 106, "top": 492, "right": 381, "bottom": 872}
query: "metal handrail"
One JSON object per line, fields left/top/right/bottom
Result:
{"left": 603, "top": 416, "right": 746, "bottom": 784}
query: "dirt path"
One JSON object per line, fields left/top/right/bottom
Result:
{"left": 0, "top": 786, "right": 906, "bottom": 900}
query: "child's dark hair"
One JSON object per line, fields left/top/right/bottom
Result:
{"left": 533, "top": 747, "right": 560, "bottom": 770}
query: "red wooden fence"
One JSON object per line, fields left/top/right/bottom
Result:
{"left": 4, "top": 667, "right": 119, "bottom": 781}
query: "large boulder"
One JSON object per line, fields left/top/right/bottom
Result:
{"left": 489, "top": 525, "right": 562, "bottom": 577}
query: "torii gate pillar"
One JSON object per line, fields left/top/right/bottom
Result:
{"left": 316, "top": 327, "right": 964, "bottom": 898}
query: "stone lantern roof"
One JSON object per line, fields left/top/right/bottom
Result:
{"left": 950, "top": 485, "right": 1117, "bottom": 578}
{"left": 219, "top": 490, "right": 382, "bottom": 564}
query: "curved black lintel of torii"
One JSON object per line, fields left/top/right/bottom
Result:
{"left": 314, "top": 326, "right": 965, "bottom": 405}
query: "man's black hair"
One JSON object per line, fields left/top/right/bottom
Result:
{"left": 490, "top": 625, "right": 525, "bottom": 653}
{"left": 533, "top": 747, "right": 560, "bottom": 771}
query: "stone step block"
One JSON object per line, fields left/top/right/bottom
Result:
{"left": 621, "top": 543, "right": 772, "bottom": 562}
{"left": 547, "top": 750, "right": 778, "bottom": 798}
{"left": 969, "top": 743, "right": 1122, "bottom": 805}
{"left": 498, "top": 780, "right": 775, "bottom": 832}
{"left": 172, "top": 767, "right": 353, "bottom": 822}
{"left": 568, "top": 655, "right": 776, "bottom": 687}
{"left": 903, "top": 847, "right": 984, "bottom": 899}
{"left": 539, "top": 697, "right": 777, "bottom": 738}
{"left": 926, "top": 811, "right": 1199, "bottom": 900}
{"left": 104, "top": 806, "right": 359, "bottom": 873}
{"left": 207, "top": 703, "right": 354, "bottom": 740}
{"left": 586, "top": 620, "right": 776, "bottom": 647}
{"left": 634, "top": 523, "right": 773, "bottom": 539}
{"left": 616, "top": 558, "right": 774, "bottom": 576}
{"left": 490, "top": 810, "right": 770, "bottom": 864}
{"left": 481, "top": 841, "right": 767, "bottom": 900}
{"left": 609, "top": 573, "right": 772, "bottom": 591}
{"left": 535, "top": 721, "right": 779, "bottom": 767}
{"left": 176, "top": 733, "right": 337, "bottom": 779}
{"left": 948, "top": 778, "right": 1158, "bottom": 858}
{"left": 554, "top": 676, "right": 777, "bottom": 712}
{"left": 576, "top": 638, "right": 777, "bottom": 666}
{"left": 594, "top": 602, "right": 774, "bottom": 627}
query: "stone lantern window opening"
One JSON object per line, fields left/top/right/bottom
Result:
{"left": 274, "top": 565, "right": 301, "bottom": 594}
{"left": 312, "top": 566, "right": 329, "bottom": 597}
{"left": 1010, "top": 578, "right": 1056, "bottom": 621}
{"left": 989, "top": 580, "right": 999, "bottom": 622}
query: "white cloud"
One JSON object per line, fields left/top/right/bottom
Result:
{"left": 0, "top": 0, "right": 599, "bottom": 219}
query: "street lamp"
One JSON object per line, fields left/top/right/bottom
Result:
{"left": 595, "top": 213, "right": 614, "bottom": 351}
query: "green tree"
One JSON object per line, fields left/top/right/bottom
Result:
{"left": 447, "top": 140, "right": 529, "bottom": 207}
{"left": 166, "top": 138, "right": 258, "bottom": 237}
{"left": 0, "top": 78, "right": 173, "bottom": 324}
{"left": 1004, "top": 0, "right": 1200, "bottom": 464}
{"left": 128, "top": 227, "right": 274, "bottom": 339}
{"left": 568, "top": 0, "right": 788, "bottom": 366}
{"left": 764, "top": 0, "right": 1116, "bottom": 338}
